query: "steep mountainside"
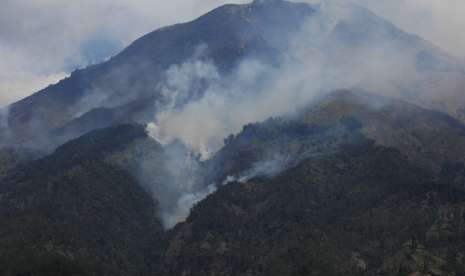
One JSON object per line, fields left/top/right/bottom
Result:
{"left": 0, "top": 125, "right": 165, "bottom": 276}
{"left": 164, "top": 143, "right": 465, "bottom": 276}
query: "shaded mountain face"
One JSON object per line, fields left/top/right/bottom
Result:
{"left": 0, "top": 125, "right": 166, "bottom": 276}
{"left": 0, "top": 147, "right": 39, "bottom": 179}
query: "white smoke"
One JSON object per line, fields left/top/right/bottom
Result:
{"left": 142, "top": 1, "right": 465, "bottom": 229}
{"left": 147, "top": 46, "right": 222, "bottom": 155}
{"left": 222, "top": 156, "right": 289, "bottom": 185}
{"left": 145, "top": 2, "right": 428, "bottom": 157}
{"left": 137, "top": 133, "right": 216, "bottom": 229}
{"left": 160, "top": 183, "right": 217, "bottom": 229}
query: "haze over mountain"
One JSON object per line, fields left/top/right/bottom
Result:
{"left": 2, "top": 0, "right": 465, "bottom": 107}
{"left": 2, "top": 0, "right": 465, "bottom": 153}
{"left": 1, "top": 0, "right": 465, "bottom": 275}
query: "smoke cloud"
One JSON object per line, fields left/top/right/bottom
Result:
{"left": 146, "top": 1, "right": 453, "bottom": 157}
{"left": 141, "top": 1, "right": 465, "bottom": 228}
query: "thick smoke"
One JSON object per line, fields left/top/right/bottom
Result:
{"left": 146, "top": 1, "right": 456, "bottom": 157}
{"left": 158, "top": 141, "right": 212, "bottom": 229}
{"left": 134, "top": 137, "right": 217, "bottom": 229}
{"left": 142, "top": 1, "right": 465, "bottom": 229}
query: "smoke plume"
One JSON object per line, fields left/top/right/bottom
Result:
{"left": 141, "top": 1, "right": 465, "bottom": 228}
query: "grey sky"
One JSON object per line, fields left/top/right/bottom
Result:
{"left": 0, "top": 0, "right": 463, "bottom": 106}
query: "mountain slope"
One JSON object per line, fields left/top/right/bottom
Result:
{"left": 206, "top": 90, "right": 465, "bottom": 184}
{"left": 303, "top": 90, "right": 465, "bottom": 171}
{"left": 0, "top": 125, "right": 165, "bottom": 276}
{"left": 0, "top": 147, "right": 38, "bottom": 178}
{"left": 163, "top": 138, "right": 465, "bottom": 276}
{"left": 159, "top": 92, "right": 465, "bottom": 275}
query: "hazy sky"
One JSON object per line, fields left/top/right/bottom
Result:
{"left": 0, "top": 0, "right": 463, "bottom": 106}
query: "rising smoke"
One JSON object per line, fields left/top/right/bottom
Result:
{"left": 141, "top": 1, "right": 465, "bottom": 228}
{"left": 146, "top": 1, "right": 454, "bottom": 157}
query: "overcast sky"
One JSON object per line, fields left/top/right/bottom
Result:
{"left": 0, "top": 0, "right": 463, "bottom": 107}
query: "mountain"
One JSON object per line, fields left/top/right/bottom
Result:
{"left": 1, "top": 0, "right": 464, "bottom": 151}
{"left": 2, "top": 91, "right": 465, "bottom": 275}
{"left": 1, "top": 0, "right": 465, "bottom": 275}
